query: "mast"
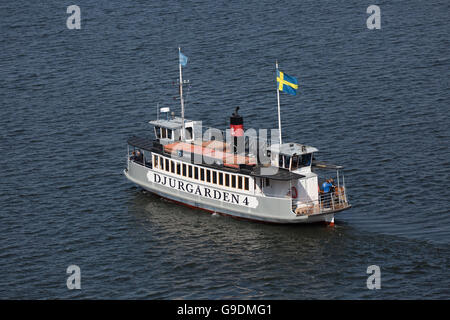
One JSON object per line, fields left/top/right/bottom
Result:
{"left": 276, "top": 60, "right": 282, "bottom": 145}
{"left": 179, "top": 47, "right": 185, "bottom": 141}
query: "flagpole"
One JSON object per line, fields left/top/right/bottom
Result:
{"left": 179, "top": 47, "right": 185, "bottom": 141}
{"left": 276, "top": 60, "right": 282, "bottom": 145}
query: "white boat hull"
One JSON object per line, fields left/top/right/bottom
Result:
{"left": 124, "top": 161, "right": 348, "bottom": 224}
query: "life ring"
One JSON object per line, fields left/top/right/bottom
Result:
{"left": 291, "top": 186, "right": 298, "bottom": 199}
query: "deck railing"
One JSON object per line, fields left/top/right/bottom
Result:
{"left": 293, "top": 186, "right": 349, "bottom": 216}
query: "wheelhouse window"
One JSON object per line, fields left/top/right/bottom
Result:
{"left": 182, "top": 163, "right": 187, "bottom": 177}
{"left": 206, "top": 170, "right": 211, "bottom": 183}
{"left": 284, "top": 156, "right": 291, "bottom": 169}
{"left": 188, "top": 165, "right": 193, "bottom": 178}
{"left": 185, "top": 127, "right": 193, "bottom": 140}
{"left": 160, "top": 156, "right": 164, "bottom": 170}
{"left": 300, "top": 153, "right": 312, "bottom": 167}
{"left": 170, "top": 161, "right": 175, "bottom": 173}
{"left": 212, "top": 171, "right": 217, "bottom": 184}
{"left": 155, "top": 127, "right": 161, "bottom": 139}
{"left": 291, "top": 155, "right": 299, "bottom": 170}
{"left": 161, "top": 128, "right": 167, "bottom": 139}
{"left": 219, "top": 172, "right": 223, "bottom": 185}
{"left": 238, "top": 176, "right": 242, "bottom": 189}
{"left": 165, "top": 159, "right": 169, "bottom": 172}
{"left": 231, "top": 175, "right": 236, "bottom": 188}
{"left": 225, "top": 174, "right": 230, "bottom": 187}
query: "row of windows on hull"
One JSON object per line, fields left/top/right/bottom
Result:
{"left": 152, "top": 154, "right": 250, "bottom": 191}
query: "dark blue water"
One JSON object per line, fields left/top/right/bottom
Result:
{"left": 0, "top": 0, "right": 449, "bottom": 299}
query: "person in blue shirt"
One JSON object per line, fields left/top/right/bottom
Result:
{"left": 322, "top": 179, "right": 334, "bottom": 193}
{"left": 321, "top": 178, "right": 335, "bottom": 207}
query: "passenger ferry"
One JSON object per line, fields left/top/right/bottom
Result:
{"left": 124, "top": 50, "right": 351, "bottom": 224}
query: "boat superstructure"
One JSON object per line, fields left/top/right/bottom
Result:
{"left": 124, "top": 50, "right": 351, "bottom": 224}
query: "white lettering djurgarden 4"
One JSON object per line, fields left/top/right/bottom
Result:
{"left": 149, "top": 172, "right": 259, "bottom": 208}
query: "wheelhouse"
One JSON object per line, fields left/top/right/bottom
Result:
{"left": 149, "top": 117, "right": 201, "bottom": 146}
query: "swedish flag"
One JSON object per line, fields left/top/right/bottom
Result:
{"left": 277, "top": 70, "right": 298, "bottom": 96}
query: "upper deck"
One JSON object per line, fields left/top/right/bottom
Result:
{"left": 127, "top": 135, "right": 304, "bottom": 182}
{"left": 146, "top": 115, "right": 319, "bottom": 174}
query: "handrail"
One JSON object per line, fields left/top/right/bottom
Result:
{"left": 292, "top": 186, "right": 349, "bottom": 216}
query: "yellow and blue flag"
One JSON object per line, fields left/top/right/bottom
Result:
{"left": 277, "top": 70, "right": 298, "bottom": 95}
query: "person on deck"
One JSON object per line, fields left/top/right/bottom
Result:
{"left": 320, "top": 179, "right": 335, "bottom": 207}
{"left": 322, "top": 179, "right": 333, "bottom": 193}
{"left": 136, "top": 150, "right": 143, "bottom": 163}
{"left": 329, "top": 178, "right": 335, "bottom": 193}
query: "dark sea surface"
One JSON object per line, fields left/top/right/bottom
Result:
{"left": 0, "top": 0, "right": 449, "bottom": 299}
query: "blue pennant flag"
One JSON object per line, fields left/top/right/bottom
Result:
{"left": 179, "top": 51, "right": 188, "bottom": 67}
{"left": 277, "top": 70, "right": 298, "bottom": 96}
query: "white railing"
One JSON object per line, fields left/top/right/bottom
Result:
{"left": 292, "top": 186, "right": 349, "bottom": 216}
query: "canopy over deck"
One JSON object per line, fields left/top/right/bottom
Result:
{"left": 273, "top": 142, "right": 319, "bottom": 156}
{"left": 127, "top": 136, "right": 154, "bottom": 151}
{"left": 312, "top": 160, "right": 344, "bottom": 170}
{"left": 149, "top": 117, "right": 189, "bottom": 130}
{"left": 250, "top": 166, "right": 304, "bottom": 181}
